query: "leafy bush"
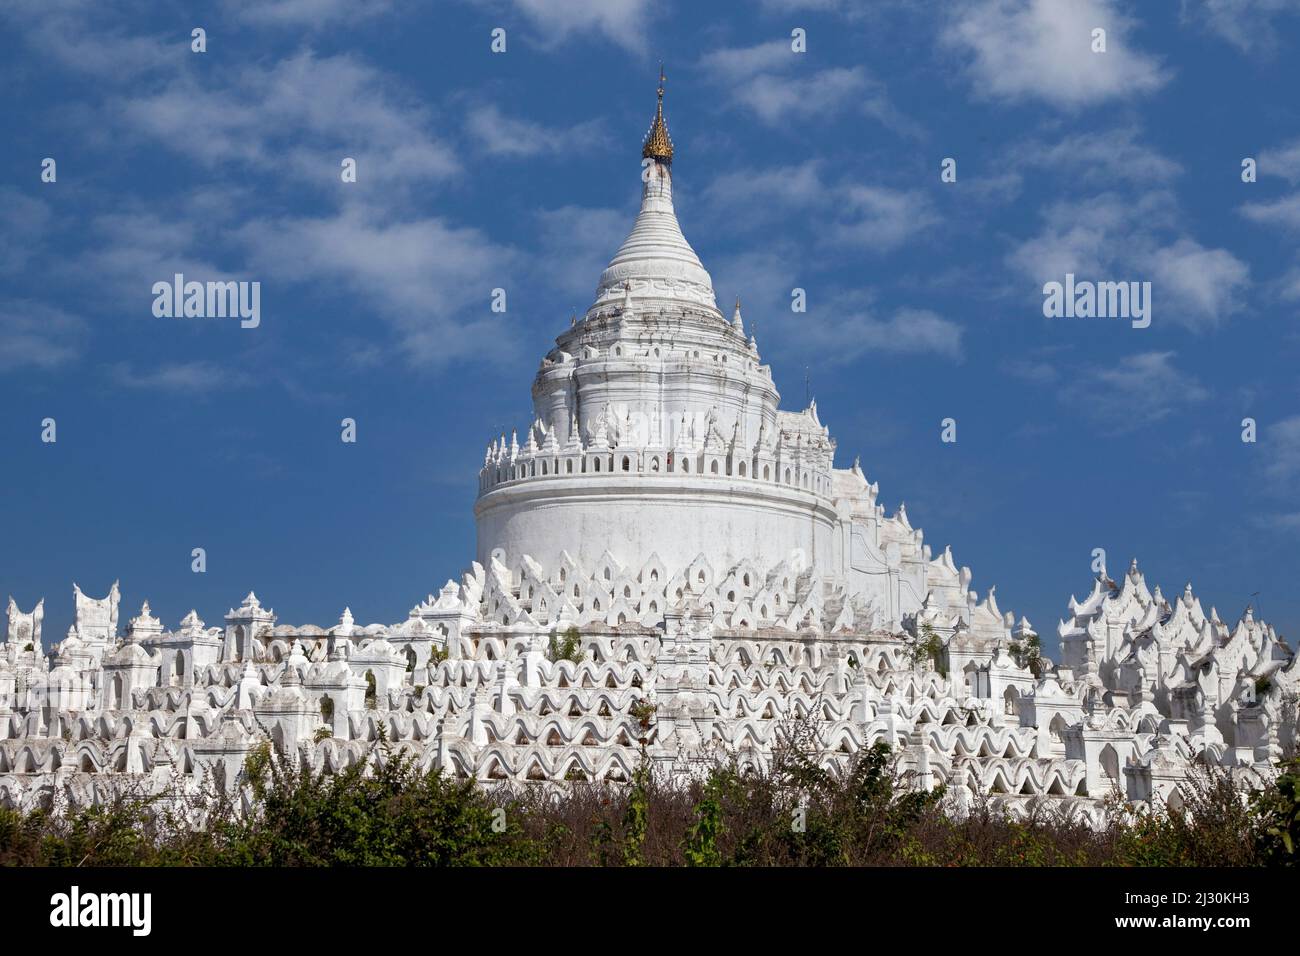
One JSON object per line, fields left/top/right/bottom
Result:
{"left": 230, "top": 741, "right": 531, "bottom": 866}
{"left": 1252, "top": 757, "right": 1300, "bottom": 864}
{"left": 548, "top": 626, "right": 585, "bottom": 663}
{"left": 1009, "top": 633, "right": 1045, "bottom": 678}
{"left": 683, "top": 772, "right": 725, "bottom": 866}
{"left": 1110, "top": 763, "right": 1261, "bottom": 866}
{"left": 629, "top": 698, "right": 656, "bottom": 735}
{"left": 3, "top": 736, "right": 1298, "bottom": 867}
{"left": 906, "top": 623, "right": 947, "bottom": 677}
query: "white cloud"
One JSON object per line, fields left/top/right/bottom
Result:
{"left": 700, "top": 40, "right": 910, "bottom": 130}
{"left": 117, "top": 52, "right": 459, "bottom": 188}
{"left": 1241, "top": 193, "right": 1300, "bottom": 231}
{"left": 1003, "top": 358, "right": 1060, "bottom": 385}
{"left": 1250, "top": 415, "right": 1300, "bottom": 536}
{"left": 705, "top": 40, "right": 794, "bottom": 85}
{"left": 1147, "top": 238, "right": 1252, "bottom": 321}
{"left": 800, "top": 307, "right": 964, "bottom": 362}
{"left": 756, "top": 0, "right": 852, "bottom": 9}
{"left": 742, "top": 67, "right": 884, "bottom": 126}
{"left": 5, "top": 0, "right": 174, "bottom": 81}
{"left": 1278, "top": 263, "right": 1300, "bottom": 301}
{"left": 769, "top": 293, "right": 967, "bottom": 364}
{"left": 1262, "top": 415, "right": 1300, "bottom": 491}
{"left": 533, "top": 206, "right": 629, "bottom": 301}
{"left": 465, "top": 105, "right": 554, "bottom": 157}
{"left": 1009, "top": 194, "right": 1136, "bottom": 278}
{"left": 9, "top": 9, "right": 456, "bottom": 192}
{"left": 699, "top": 161, "right": 830, "bottom": 232}
{"left": 868, "top": 308, "right": 964, "bottom": 358}
{"left": 108, "top": 360, "right": 252, "bottom": 391}
{"left": 1061, "top": 351, "right": 1209, "bottom": 427}
{"left": 474, "top": 0, "right": 655, "bottom": 51}
{"left": 1179, "top": 0, "right": 1300, "bottom": 54}
{"left": 222, "top": 0, "right": 395, "bottom": 26}
{"left": 465, "top": 104, "right": 607, "bottom": 158}
{"left": 1018, "top": 127, "right": 1182, "bottom": 185}
{"left": 236, "top": 204, "right": 520, "bottom": 366}
{"left": 1001, "top": 345, "right": 1073, "bottom": 385}
{"left": 1258, "top": 511, "right": 1300, "bottom": 531}
{"left": 2, "top": 15, "right": 521, "bottom": 375}
{"left": 1010, "top": 193, "right": 1250, "bottom": 329}
{"left": 0, "top": 188, "right": 52, "bottom": 275}
{"left": 707, "top": 249, "right": 803, "bottom": 321}
{"left": 830, "top": 186, "right": 940, "bottom": 251}
{"left": 963, "top": 169, "right": 1026, "bottom": 204}
{"left": 705, "top": 253, "right": 962, "bottom": 363}
{"left": 76, "top": 209, "right": 237, "bottom": 303}
{"left": 0, "top": 301, "right": 87, "bottom": 372}
{"left": 699, "top": 162, "right": 936, "bottom": 253}
{"left": 1257, "top": 138, "right": 1300, "bottom": 184}
{"left": 942, "top": 0, "right": 1169, "bottom": 108}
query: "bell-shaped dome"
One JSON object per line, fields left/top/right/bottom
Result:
{"left": 589, "top": 85, "right": 717, "bottom": 316}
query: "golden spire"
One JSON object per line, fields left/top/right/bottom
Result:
{"left": 641, "top": 63, "right": 674, "bottom": 165}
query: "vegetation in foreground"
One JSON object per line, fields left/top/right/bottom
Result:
{"left": 1, "top": 733, "right": 1296, "bottom": 867}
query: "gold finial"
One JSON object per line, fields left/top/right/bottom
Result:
{"left": 642, "top": 63, "right": 674, "bottom": 164}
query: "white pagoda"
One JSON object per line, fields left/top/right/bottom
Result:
{"left": 0, "top": 81, "right": 1294, "bottom": 819}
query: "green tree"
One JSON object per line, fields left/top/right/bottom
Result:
{"left": 548, "top": 626, "right": 585, "bottom": 663}
{"left": 1009, "top": 632, "right": 1044, "bottom": 678}
{"left": 907, "top": 623, "right": 947, "bottom": 677}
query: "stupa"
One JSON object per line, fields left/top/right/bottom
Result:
{"left": 0, "top": 79, "right": 1294, "bottom": 817}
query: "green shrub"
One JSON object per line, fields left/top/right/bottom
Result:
{"left": 621, "top": 761, "right": 651, "bottom": 867}
{"left": 4, "top": 736, "right": 1299, "bottom": 867}
{"left": 1253, "top": 757, "right": 1300, "bottom": 864}
{"left": 1113, "top": 763, "right": 1261, "bottom": 867}
{"left": 906, "top": 623, "right": 947, "bottom": 677}
{"left": 548, "top": 627, "right": 585, "bottom": 663}
{"left": 1009, "top": 633, "right": 1045, "bottom": 679}
{"left": 232, "top": 739, "right": 531, "bottom": 866}
{"left": 683, "top": 771, "right": 727, "bottom": 866}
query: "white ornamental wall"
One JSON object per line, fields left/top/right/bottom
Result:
{"left": 475, "top": 473, "right": 839, "bottom": 576}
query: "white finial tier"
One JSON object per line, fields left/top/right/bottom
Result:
{"left": 590, "top": 161, "right": 716, "bottom": 316}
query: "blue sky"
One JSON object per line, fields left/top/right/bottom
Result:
{"left": 2, "top": 0, "right": 1299, "bottom": 655}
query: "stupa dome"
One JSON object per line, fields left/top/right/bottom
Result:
{"left": 590, "top": 158, "right": 716, "bottom": 315}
